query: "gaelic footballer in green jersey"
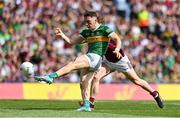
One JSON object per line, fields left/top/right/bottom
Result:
{"left": 80, "top": 24, "right": 113, "bottom": 56}
{"left": 34, "top": 11, "right": 122, "bottom": 112}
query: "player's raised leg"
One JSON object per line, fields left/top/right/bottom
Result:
{"left": 34, "top": 54, "right": 90, "bottom": 84}
{"left": 123, "top": 68, "right": 164, "bottom": 108}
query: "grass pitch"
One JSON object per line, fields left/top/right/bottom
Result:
{"left": 0, "top": 100, "right": 179, "bottom": 117}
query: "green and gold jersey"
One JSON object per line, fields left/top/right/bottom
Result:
{"left": 80, "top": 24, "right": 113, "bottom": 56}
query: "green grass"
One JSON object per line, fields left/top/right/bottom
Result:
{"left": 0, "top": 100, "right": 179, "bottom": 117}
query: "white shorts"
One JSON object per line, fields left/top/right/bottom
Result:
{"left": 103, "top": 55, "right": 132, "bottom": 72}
{"left": 85, "top": 53, "right": 102, "bottom": 71}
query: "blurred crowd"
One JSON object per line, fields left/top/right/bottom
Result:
{"left": 0, "top": 0, "right": 179, "bottom": 83}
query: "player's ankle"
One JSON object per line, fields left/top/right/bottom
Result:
{"left": 150, "top": 91, "right": 158, "bottom": 98}
{"left": 48, "top": 72, "right": 59, "bottom": 79}
{"left": 89, "top": 97, "right": 95, "bottom": 104}
{"left": 83, "top": 100, "right": 90, "bottom": 108}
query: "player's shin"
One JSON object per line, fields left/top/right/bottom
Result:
{"left": 91, "top": 78, "right": 100, "bottom": 101}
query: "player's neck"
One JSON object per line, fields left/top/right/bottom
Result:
{"left": 91, "top": 23, "right": 101, "bottom": 31}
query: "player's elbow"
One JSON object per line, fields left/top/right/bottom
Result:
{"left": 110, "top": 33, "right": 121, "bottom": 41}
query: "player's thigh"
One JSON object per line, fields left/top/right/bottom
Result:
{"left": 123, "top": 68, "right": 140, "bottom": 82}
{"left": 95, "top": 64, "right": 112, "bottom": 81}
{"left": 73, "top": 55, "right": 90, "bottom": 69}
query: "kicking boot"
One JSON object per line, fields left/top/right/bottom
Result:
{"left": 76, "top": 100, "right": 91, "bottom": 112}
{"left": 76, "top": 106, "right": 91, "bottom": 112}
{"left": 34, "top": 75, "right": 53, "bottom": 84}
{"left": 79, "top": 101, "right": 94, "bottom": 110}
{"left": 151, "top": 91, "right": 164, "bottom": 108}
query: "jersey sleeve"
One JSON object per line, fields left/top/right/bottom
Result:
{"left": 104, "top": 26, "right": 113, "bottom": 36}
{"left": 79, "top": 30, "right": 86, "bottom": 39}
{"left": 79, "top": 29, "right": 87, "bottom": 44}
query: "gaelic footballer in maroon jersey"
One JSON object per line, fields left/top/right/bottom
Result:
{"left": 105, "top": 43, "right": 125, "bottom": 63}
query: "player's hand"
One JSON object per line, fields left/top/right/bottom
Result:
{"left": 113, "top": 49, "right": 122, "bottom": 59}
{"left": 55, "top": 27, "right": 65, "bottom": 38}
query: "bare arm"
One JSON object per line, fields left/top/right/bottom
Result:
{"left": 109, "top": 32, "right": 121, "bottom": 50}
{"left": 109, "top": 32, "right": 122, "bottom": 59}
{"left": 55, "top": 28, "right": 84, "bottom": 45}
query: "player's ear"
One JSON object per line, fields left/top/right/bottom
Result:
{"left": 95, "top": 17, "right": 98, "bottom": 22}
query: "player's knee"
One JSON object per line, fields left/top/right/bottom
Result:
{"left": 67, "top": 62, "right": 76, "bottom": 70}
{"left": 80, "top": 82, "right": 83, "bottom": 89}
{"left": 94, "top": 75, "right": 101, "bottom": 82}
{"left": 80, "top": 78, "right": 89, "bottom": 87}
{"left": 85, "top": 79, "right": 92, "bottom": 86}
{"left": 80, "top": 81, "right": 86, "bottom": 89}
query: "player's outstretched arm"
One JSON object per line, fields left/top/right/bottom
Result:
{"left": 55, "top": 27, "right": 84, "bottom": 45}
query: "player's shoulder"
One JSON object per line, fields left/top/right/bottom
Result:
{"left": 81, "top": 27, "right": 90, "bottom": 32}
{"left": 99, "top": 24, "right": 113, "bottom": 34}
{"left": 99, "top": 24, "right": 110, "bottom": 29}
{"left": 80, "top": 28, "right": 91, "bottom": 37}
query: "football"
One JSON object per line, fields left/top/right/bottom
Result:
{"left": 20, "top": 62, "right": 34, "bottom": 76}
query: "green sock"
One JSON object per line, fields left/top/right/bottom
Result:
{"left": 48, "top": 72, "right": 59, "bottom": 79}
{"left": 83, "top": 100, "right": 90, "bottom": 108}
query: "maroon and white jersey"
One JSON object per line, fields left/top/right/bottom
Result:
{"left": 104, "top": 43, "right": 132, "bottom": 72}
{"left": 105, "top": 43, "right": 125, "bottom": 63}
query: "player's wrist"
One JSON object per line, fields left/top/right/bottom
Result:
{"left": 115, "top": 48, "right": 120, "bottom": 52}
{"left": 61, "top": 33, "right": 66, "bottom": 38}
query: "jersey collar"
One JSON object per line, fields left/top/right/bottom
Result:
{"left": 91, "top": 24, "right": 101, "bottom": 31}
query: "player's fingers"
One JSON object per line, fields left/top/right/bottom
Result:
{"left": 56, "top": 28, "right": 60, "bottom": 32}
{"left": 116, "top": 52, "right": 122, "bottom": 59}
{"left": 55, "top": 30, "right": 59, "bottom": 34}
{"left": 117, "top": 53, "right": 121, "bottom": 59}
{"left": 55, "top": 29, "right": 59, "bottom": 34}
{"left": 113, "top": 51, "right": 120, "bottom": 59}
{"left": 55, "top": 27, "right": 62, "bottom": 33}
{"left": 56, "top": 27, "right": 61, "bottom": 31}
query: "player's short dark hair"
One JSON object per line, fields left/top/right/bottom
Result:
{"left": 84, "top": 11, "right": 104, "bottom": 23}
{"left": 84, "top": 11, "right": 98, "bottom": 18}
